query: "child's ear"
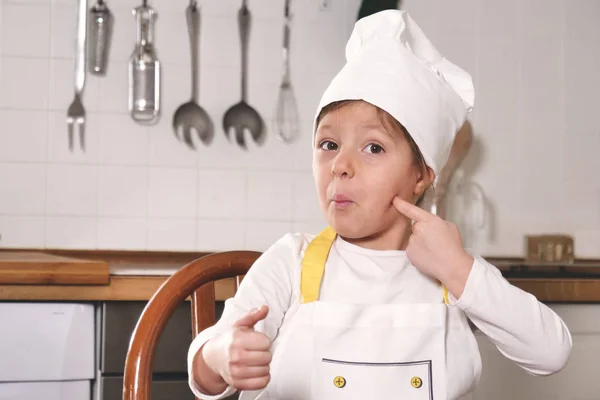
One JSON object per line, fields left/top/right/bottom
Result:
{"left": 413, "top": 167, "right": 435, "bottom": 199}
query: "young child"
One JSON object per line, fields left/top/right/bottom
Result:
{"left": 187, "top": 10, "right": 572, "bottom": 400}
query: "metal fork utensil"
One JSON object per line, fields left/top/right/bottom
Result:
{"left": 67, "top": 0, "right": 87, "bottom": 152}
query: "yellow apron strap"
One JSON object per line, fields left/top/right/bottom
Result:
{"left": 300, "top": 226, "right": 450, "bottom": 305}
{"left": 300, "top": 226, "right": 337, "bottom": 304}
{"left": 442, "top": 285, "right": 449, "bottom": 305}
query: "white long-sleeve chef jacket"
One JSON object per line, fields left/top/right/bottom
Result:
{"left": 187, "top": 232, "right": 573, "bottom": 399}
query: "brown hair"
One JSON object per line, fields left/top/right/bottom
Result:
{"left": 315, "top": 100, "right": 428, "bottom": 174}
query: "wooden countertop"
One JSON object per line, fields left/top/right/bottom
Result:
{"left": 0, "top": 251, "right": 109, "bottom": 285}
{"left": 0, "top": 250, "right": 599, "bottom": 303}
{"left": 1, "top": 275, "right": 600, "bottom": 303}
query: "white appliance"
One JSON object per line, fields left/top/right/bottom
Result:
{"left": 0, "top": 303, "right": 95, "bottom": 400}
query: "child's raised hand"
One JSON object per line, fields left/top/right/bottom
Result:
{"left": 203, "top": 305, "right": 272, "bottom": 391}
{"left": 392, "top": 196, "right": 474, "bottom": 296}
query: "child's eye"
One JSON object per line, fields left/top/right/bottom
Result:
{"left": 364, "top": 143, "right": 384, "bottom": 154}
{"left": 319, "top": 140, "right": 338, "bottom": 151}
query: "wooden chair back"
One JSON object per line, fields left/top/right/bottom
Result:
{"left": 122, "top": 250, "right": 261, "bottom": 400}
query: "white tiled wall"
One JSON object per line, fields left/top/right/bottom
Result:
{"left": 0, "top": 0, "right": 598, "bottom": 258}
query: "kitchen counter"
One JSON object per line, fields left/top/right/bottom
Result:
{"left": 0, "top": 250, "right": 599, "bottom": 302}
{"left": 1, "top": 275, "right": 600, "bottom": 303}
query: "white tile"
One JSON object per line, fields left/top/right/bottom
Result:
{"left": 0, "top": 163, "right": 46, "bottom": 214}
{"left": 154, "top": 12, "right": 189, "bottom": 67}
{"left": 248, "top": 1, "right": 286, "bottom": 19}
{"left": 45, "top": 216, "right": 97, "bottom": 249}
{"left": 565, "top": 39, "right": 600, "bottom": 132}
{"left": 200, "top": 16, "right": 240, "bottom": 68}
{"left": 400, "top": 0, "right": 441, "bottom": 40}
{"left": 575, "top": 229, "right": 600, "bottom": 259}
{"left": 518, "top": 0, "right": 564, "bottom": 39}
{"left": 0, "top": 110, "right": 47, "bottom": 162}
{"left": 247, "top": 171, "right": 293, "bottom": 220}
{"left": 48, "top": 58, "right": 104, "bottom": 113}
{"left": 476, "top": 0, "right": 518, "bottom": 38}
{"left": 99, "top": 114, "right": 149, "bottom": 165}
{"left": 99, "top": 0, "right": 140, "bottom": 11}
{"left": 437, "top": 0, "right": 476, "bottom": 36}
{"left": 291, "top": 172, "right": 323, "bottom": 221}
{"left": 244, "top": 220, "right": 291, "bottom": 252}
{"left": 2, "top": 4, "right": 50, "bottom": 57}
{"left": 50, "top": 4, "right": 75, "bottom": 58}
{"left": 147, "top": 218, "right": 196, "bottom": 251}
{"left": 292, "top": 121, "right": 317, "bottom": 171}
{"left": 7, "top": 0, "right": 50, "bottom": 4}
{"left": 0, "top": 57, "right": 49, "bottom": 110}
{"left": 474, "top": 38, "right": 519, "bottom": 148}
{"left": 49, "top": 58, "right": 73, "bottom": 111}
{"left": 0, "top": 216, "right": 45, "bottom": 248}
{"left": 196, "top": 170, "right": 247, "bottom": 219}
{"left": 200, "top": 0, "right": 239, "bottom": 17}
{"left": 148, "top": 167, "right": 197, "bottom": 218}
{"left": 196, "top": 219, "right": 245, "bottom": 252}
{"left": 104, "top": 7, "right": 137, "bottom": 63}
{"left": 563, "top": 130, "right": 600, "bottom": 180}
{"left": 565, "top": 0, "right": 600, "bottom": 42}
{"left": 98, "top": 60, "right": 129, "bottom": 113}
{"left": 47, "top": 111, "right": 100, "bottom": 164}
{"left": 293, "top": 0, "right": 345, "bottom": 23}
{"left": 97, "top": 217, "right": 147, "bottom": 249}
{"left": 148, "top": 113, "right": 199, "bottom": 167}
{"left": 432, "top": 33, "right": 477, "bottom": 80}
{"left": 46, "top": 164, "right": 97, "bottom": 216}
{"left": 246, "top": 63, "right": 281, "bottom": 131}
{"left": 518, "top": 36, "right": 564, "bottom": 113}
{"left": 161, "top": 63, "right": 194, "bottom": 122}
{"left": 247, "top": 18, "right": 282, "bottom": 74}
{"left": 98, "top": 166, "right": 148, "bottom": 217}
{"left": 293, "top": 19, "right": 346, "bottom": 74}
{"left": 294, "top": 70, "right": 336, "bottom": 130}
{"left": 202, "top": 0, "right": 284, "bottom": 19}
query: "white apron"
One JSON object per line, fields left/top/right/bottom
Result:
{"left": 251, "top": 227, "right": 481, "bottom": 400}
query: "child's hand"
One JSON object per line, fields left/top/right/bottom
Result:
{"left": 393, "top": 196, "right": 474, "bottom": 297}
{"left": 203, "top": 305, "right": 272, "bottom": 391}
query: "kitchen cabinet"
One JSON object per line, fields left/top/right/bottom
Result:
{"left": 466, "top": 304, "right": 600, "bottom": 400}
{"left": 95, "top": 300, "right": 231, "bottom": 400}
{"left": 0, "top": 303, "right": 95, "bottom": 400}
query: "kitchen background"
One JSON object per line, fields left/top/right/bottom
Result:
{"left": 0, "top": 0, "right": 598, "bottom": 259}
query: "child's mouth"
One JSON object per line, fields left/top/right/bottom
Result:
{"left": 331, "top": 194, "right": 353, "bottom": 209}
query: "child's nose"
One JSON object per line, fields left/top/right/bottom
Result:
{"left": 331, "top": 151, "right": 356, "bottom": 179}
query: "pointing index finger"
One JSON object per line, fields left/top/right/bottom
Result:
{"left": 392, "top": 196, "right": 433, "bottom": 222}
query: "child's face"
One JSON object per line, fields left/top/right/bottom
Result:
{"left": 313, "top": 101, "right": 429, "bottom": 242}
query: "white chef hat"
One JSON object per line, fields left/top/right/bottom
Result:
{"left": 314, "top": 10, "right": 474, "bottom": 175}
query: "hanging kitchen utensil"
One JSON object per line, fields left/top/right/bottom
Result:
{"left": 172, "top": 0, "right": 214, "bottom": 149}
{"left": 222, "top": 0, "right": 265, "bottom": 149}
{"left": 420, "top": 121, "right": 474, "bottom": 218}
{"left": 129, "top": 0, "right": 161, "bottom": 124}
{"left": 445, "top": 168, "right": 487, "bottom": 254}
{"left": 88, "top": 0, "right": 112, "bottom": 75}
{"left": 66, "top": 0, "right": 87, "bottom": 152}
{"left": 273, "top": 0, "right": 300, "bottom": 144}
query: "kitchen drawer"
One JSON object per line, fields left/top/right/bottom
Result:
{"left": 100, "top": 301, "right": 226, "bottom": 374}
{"left": 0, "top": 380, "right": 90, "bottom": 400}
{"left": 0, "top": 302, "right": 95, "bottom": 381}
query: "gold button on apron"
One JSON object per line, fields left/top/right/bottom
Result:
{"left": 333, "top": 376, "right": 346, "bottom": 388}
{"left": 411, "top": 376, "right": 423, "bottom": 388}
